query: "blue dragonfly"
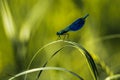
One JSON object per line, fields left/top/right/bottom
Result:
{"left": 56, "top": 14, "right": 89, "bottom": 39}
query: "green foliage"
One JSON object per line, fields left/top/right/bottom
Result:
{"left": 0, "top": 0, "right": 120, "bottom": 80}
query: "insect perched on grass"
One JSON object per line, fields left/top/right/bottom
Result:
{"left": 56, "top": 14, "right": 89, "bottom": 39}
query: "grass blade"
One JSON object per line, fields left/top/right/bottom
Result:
{"left": 62, "top": 40, "right": 99, "bottom": 80}
{"left": 25, "top": 40, "right": 65, "bottom": 80}
{"left": 35, "top": 46, "right": 65, "bottom": 80}
{"left": 9, "top": 67, "right": 83, "bottom": 80}
{"left": 105, "top": 74, "right": 120, "bottom": 80}
{"left": 26, "top": 40, "right": 98, "bottom": 80}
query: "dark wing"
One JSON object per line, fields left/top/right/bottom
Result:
{"left": 69, "top": 18, "right": 85, "bottom": 31}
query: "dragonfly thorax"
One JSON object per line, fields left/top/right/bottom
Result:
{"left": 56, "top": 30, "right": 68, "bottom": 35}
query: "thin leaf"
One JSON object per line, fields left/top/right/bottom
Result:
{"left": 26, "top": 40, "right": 99, "bottom": 80}
{"left": 9, "top": 67, "right": 83, "bottom": 80}
{"left": 62, "top": 40, "right": 99, "bottom": 80}
{"left": 25, "top": 40, "right": 65, "bottom": 80}
{"left": 105, "top": 74, "right": 120, "bottom": 80}
{"left": 36, "top": 46, "right": 65, "bottom": 80}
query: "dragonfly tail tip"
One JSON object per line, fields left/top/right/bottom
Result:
{"left": 83, "top": 14, "right": 89, "bottom": 19}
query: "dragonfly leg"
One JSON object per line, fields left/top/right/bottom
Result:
{"left": 66, "top": 33, "right": 69, "bottom": 39}
{"left": 63, "top": 33, "right": 69, "bottom": 40}
{"left": 57, "top": 35, "right": 61, "bottom": 40}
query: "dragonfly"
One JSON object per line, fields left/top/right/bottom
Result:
{"left": 56, "top": 14, "right": 89, "bottom": 39}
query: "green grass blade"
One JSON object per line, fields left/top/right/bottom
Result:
{"left": 36, "top": 45, "right": 79, "bottom": 80}
{"left": 26, "top": 40, "right": 98, "bottom": 80}
{"left": 62, "top": 40, "right": 99, "bottom": 80}
{"left": 105, "top": 74, "right": 120, "bottom": 80}
{"left": 9, "top": 67, "right": 83, "bottom": 80}
{"left": 36, "top": 46, "right": 65, "bottom": 80}
{"left": 25, "top": 40, "right": 64, "bottom": 80}
{"left": 92, "top": 54, "right": 114, "bottom": 76}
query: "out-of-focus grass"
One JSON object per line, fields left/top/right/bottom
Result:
{"left": 0, "top": 0, "right": 120, "bottom": 80}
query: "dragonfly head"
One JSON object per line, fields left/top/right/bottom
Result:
{"left": 56, "top": 32, "right": 61, "bottom": 35}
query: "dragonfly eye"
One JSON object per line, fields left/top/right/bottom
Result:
{"left": 56, "top": 32, "right": 60, "bottom": 35}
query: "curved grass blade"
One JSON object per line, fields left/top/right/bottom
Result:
{"left": 84, "top": 34, "right": 120, "bottom": 77}
{"left": 25, "top": 40, "right": 65, "bottom": 80}
{"left": 36, "top": 46, "right": 66, "bottom": 80}
{"left": 9, "top": 67, "right": 83, "bottom": 80}
{"left": 35, "top": 44, "right": 98, "bottom": 80}
{"left": 36, "top": 44, "right": 98, "bottom": 80}
{"left": 88, "top": 34, "right": 120, "bottom": 77}
{"left": 62, "top": 40, "right": 99, "bottom": 80}
{"left": 105, "top": 74, "right": 120, "bottom": 80}
{"left": 92, "top": 54, "right": 113, "bottom": 76}
{"left": 26, "top": 40, "right": 98, "bottom": 80}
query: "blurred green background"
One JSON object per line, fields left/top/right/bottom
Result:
{"left": 0, "top": 0, "right": 120, "bottom": 80}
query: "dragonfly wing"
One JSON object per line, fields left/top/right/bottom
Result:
{"left": 64, "top": 26, "right": 70, "bottom": 32}
{"left": 69, "top": 18, "right": 85, "bottom": 31}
